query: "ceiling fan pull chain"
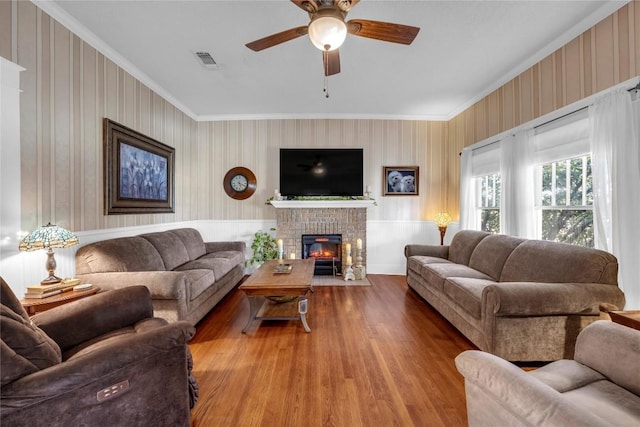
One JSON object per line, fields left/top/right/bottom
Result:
{"left": 324, "top": 75, "right": 330, "bottom": 98}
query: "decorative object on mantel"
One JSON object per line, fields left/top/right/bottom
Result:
{"left": 434, "top": 212, "right": 452, "bottom": 245}
{"left": 19, "top": 223, "right": 79, "bottom": 285}
{"left": 353, "top": 238, "right": 366, "bottom": 280}
{"left": 104, "top": 118, "right": 175, "bottom": 215}
{"left": 383, "top": 166, "right": 419, "bottom": 196}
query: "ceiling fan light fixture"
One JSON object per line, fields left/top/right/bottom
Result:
{"left": 308, "top": 15, "right": 347, "bottom": 51}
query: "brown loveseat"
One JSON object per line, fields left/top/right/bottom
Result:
{"left": 405, "top": 230, "right": 625, "bottom": 361}
{"left": 75, "top": 228, "right": 245, "bottom": 325}
{"left": 1, "top": 277, "right": 196, "bottom": 426}
{"left": 455, "top": 320, "right": 640, "bottom": 426}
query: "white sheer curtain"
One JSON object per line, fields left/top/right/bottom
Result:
{"left": 459, "top": 147, "right": 476, "bottom": 230}
{"left": 589, "top": 88, "right": 640, "bottom": 309}
{"left": 500, "top": 128, "right": 536, "bottom": 238}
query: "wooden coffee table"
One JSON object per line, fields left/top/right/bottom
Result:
{"left": 239, "top": 258, "right": 315, "bottom": 333}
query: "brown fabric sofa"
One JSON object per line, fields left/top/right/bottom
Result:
{"left": 455, "top": 320, "right": 640, "bottom": 426}
{"left": 75, "top": 228, "right": 245, "bottom": 325}
{"left": 405, "top": 230, "right": 625, "bottom": 361}
{"left": 1, "top": 277, "right": 196, "bottom": 426}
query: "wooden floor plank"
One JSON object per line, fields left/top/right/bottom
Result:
{"left": 190, "top": 274, "right": 475, "bottom": 426}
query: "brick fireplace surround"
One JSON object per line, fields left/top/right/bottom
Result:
{"left": 274, "top": 205, "right": 368, "bottom": 275}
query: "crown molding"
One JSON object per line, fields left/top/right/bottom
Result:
{"left": 31, "top": 0, "right": 199, "bottom": 121}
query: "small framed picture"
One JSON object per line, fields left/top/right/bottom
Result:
{"left": 383, "top": 166, "right": 419, "bottom": 196}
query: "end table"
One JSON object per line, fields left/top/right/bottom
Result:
{"left": 21, "top": 287, "right": 100, "bottom": 316}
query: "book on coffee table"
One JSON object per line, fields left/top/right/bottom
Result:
{"left": 273, "top": 263, "right": 293, "bottom": 274}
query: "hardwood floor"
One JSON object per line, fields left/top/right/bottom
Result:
{"left": 189, "top": 275, "right": 476, "bottom": 426}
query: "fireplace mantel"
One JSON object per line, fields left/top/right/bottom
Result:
{"left": 270, "top": 200, "right": 375, "bottom": 209}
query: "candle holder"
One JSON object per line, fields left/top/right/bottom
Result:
{"left": 344, "top": 246, "right": 355, "bottom": 281}
{"left": 344, "top": 260, "right": 355, "bottom": 281}
{"left": 353, "top": 247, "right": 366, "bottom": 280}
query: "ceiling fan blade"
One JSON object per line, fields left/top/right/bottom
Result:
{"left": 291, "top": 0, "right": 318, "bottom": 13}
{"left": 323, "top": 49, "right": 341, "bottom": 76}
{"left": 246, "top": 26, "right": 309, "bottom": 52}
{"left": 346, "top": 19, "right": 420, "bottom": 45}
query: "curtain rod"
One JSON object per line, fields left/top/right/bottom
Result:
{"left": 533, "top": 106, "right": 587, "bottom": 129}
{"left": 534, "top": 81, "right": 639, "bottom": 130}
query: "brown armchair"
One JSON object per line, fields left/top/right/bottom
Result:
{"left": 1, "top": 277, "right": 197, "bottom": 426}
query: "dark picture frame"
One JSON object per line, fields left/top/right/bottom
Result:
{"left": 383, "top": 166, "right": 419, "bottom": 196}
{"left": 104, "top": 118, "right": 175, "bottom": 214}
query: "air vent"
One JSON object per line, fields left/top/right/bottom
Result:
{"left": 193, "top": 51, "right": 219, "bottom": 69}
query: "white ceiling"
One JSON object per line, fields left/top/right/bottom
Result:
{"left": 38, "top": 0, "right": 627, "bottom": 121}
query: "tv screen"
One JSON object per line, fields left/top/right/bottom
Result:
{"left": 279, "top": 149, "right": 363, "bottom": 197}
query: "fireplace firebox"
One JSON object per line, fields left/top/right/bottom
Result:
{"left": 302, "top": 234, "right": 342, "bottom": 276}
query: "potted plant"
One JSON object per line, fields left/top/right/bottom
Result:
{"left": 246, "top": 228, "right": 278, "bottom": 268}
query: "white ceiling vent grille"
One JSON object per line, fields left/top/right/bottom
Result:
{"left": 193, "top": 51, "right": 219, "bottom": 69}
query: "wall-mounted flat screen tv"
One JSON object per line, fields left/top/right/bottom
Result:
{"left": 279, "top": 148, "right": 364, "bottom": 197}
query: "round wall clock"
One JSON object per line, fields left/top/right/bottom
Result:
{"left": 223, "top": 167, "right": 257, "bottom": 200}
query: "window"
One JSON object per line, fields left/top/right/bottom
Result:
{"left": 539, "top": 155, "right": 593, "bottom": 247}
{"left": 477, "top": 173, "right": 501, "bottom": 233}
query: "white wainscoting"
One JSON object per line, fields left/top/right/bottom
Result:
{"left": 11, "top": 219, "right": 459, "bottom": 297}
{"left": 366, "top": 220, "right": 459, "bottom": 275}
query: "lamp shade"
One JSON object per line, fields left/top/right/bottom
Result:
{"left": 19, "top": 223, "right": 79, "bottom": 252}
{"left": 308, "top": 15, "right": 347, "bottom": 51}
{"left": 434, "top": 213, "right": 452, "bottom": 228}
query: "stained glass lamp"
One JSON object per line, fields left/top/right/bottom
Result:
{"left": 434, "top": 212, "right": 452, "bottom": 246}
{"left": 19, "top": 222, "right": 79, "bottom": 285}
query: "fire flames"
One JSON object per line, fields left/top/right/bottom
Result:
{"left": 309, "top": 249, "right": 337, "bottom": 259}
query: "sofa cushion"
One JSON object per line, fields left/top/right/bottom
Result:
{"left": 177, "top": 256, "right": 237, "bottom": 283}
{"left": 563, "top": 380, "right": 640, "bottom": 426}
{"left": 468, "top": 234, "right": 525, "bottom": 280}
{"left": 448, "top": 230, "right": 490, "bottom": 266}
{"left": 500, "top": 239, "right": 618, "bottom": 284}
{"left": 444, "top": 278, "right": 496, "bottom": 319}
{"left": 199, "top": 250, "right": 245, "bottom": 270}
{"left": 1, "top": 305, "right": 62, "bottom": 386}
{"left": 141, "top": 231, "right": 190, "bottom": 271}
{"left": 407, "top": 256, "right": 452, "bottom": 275}
{"left": 421, "top": 264, "right": 493, "bottom": 293}
{"left": 529, "top": 359, "right": 606, "bottom": 393}
{"left": 174, "top": 269, "right": 216, "bottom": 301}
{"left": 168, "top": 228, "right": 206, "bottom": 260}
{"left": 75, "top": 236, "right": 165, "bottom": 273}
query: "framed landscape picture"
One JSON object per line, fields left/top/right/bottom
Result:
{"left": 383, "top": 166, "right": 419, "bottom": 196}
{"left": 104, "top": 118, "right": 175, "bottom": 214}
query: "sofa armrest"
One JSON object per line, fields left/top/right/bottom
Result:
{"left": 483, "top": 282, "right": 625, "bottom": 317}
{"left": 32, "top": 287, "right": 154, "bottom": 352}
{"left": 455, "top": 350, "right": 607, "bottom": 426}
{"left": 404, "top": 244, "right": 449, "bottom": 259}
{"left": 574, "top": 320, "right": 640, "bottom": 396}
{"left": 1, "top": 321, "right": 194, "bottom": 411}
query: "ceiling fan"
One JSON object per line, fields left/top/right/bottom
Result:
{"left": 245, "top": 0, "right": 420, "bottom": 77}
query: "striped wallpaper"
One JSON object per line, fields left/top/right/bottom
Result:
{"left": 1, "top": 0, "right": 638, "bottom": 233}
{"left": 446, "top": 2, "right": 640, "bottom": 217}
